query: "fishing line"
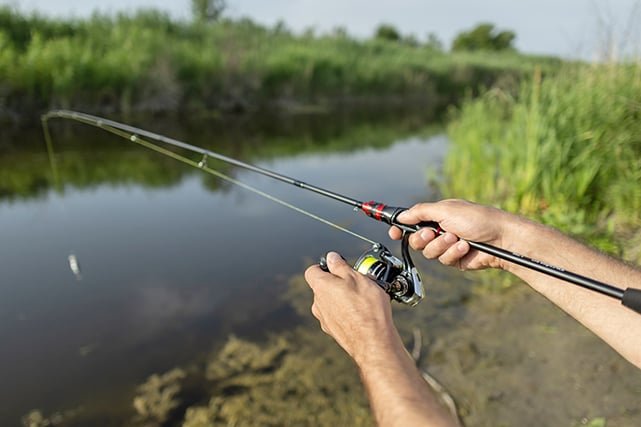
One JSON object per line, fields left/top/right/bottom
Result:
{"left": 42, "top": 115, "right": 83, "bottom": 281}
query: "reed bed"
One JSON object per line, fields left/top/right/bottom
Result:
{"left": 445, "top": 61, "right": 641, "bottom": 253}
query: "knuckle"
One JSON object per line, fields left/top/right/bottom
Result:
{"left": 311, "top": 303, "right": 321, "bottom": 319}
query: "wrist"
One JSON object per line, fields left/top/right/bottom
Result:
{"left": 498, "top": 213, "right": 559, "bottom": 274}
{"left": 352, "top": 323, "right": 406, "bottom": 368}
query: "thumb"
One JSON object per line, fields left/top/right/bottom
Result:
{"left": 325, "top": 251, "right": 350, "bottom": 273}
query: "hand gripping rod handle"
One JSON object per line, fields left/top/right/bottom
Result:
{"left": 360, "top": 202, "right": 641, "bottom": 314}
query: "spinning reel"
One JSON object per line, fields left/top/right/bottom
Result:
{"left": 320, "top": 233, "right": 424, "bottom": 306}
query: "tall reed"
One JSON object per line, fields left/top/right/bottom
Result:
{"left": 445, "top": 61, "right": 641, "bottom": 252}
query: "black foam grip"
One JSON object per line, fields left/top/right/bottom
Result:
{"left": 621, "top": 288, "right": 641, "bottom": 315}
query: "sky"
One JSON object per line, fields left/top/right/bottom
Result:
{"left": 5, "top": 0, "right": 641, "bottom": 60}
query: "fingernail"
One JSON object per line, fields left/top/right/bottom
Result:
{"left": 397, "top": 210, "right": 409, "bottom": 221}
{"left": 456, "top": 241, "right": 468, "bottom": 252}
{"left": 326, "top": 251, "right": 342, "bottom": 264}
{"left": 419, "top": 229, "right": 433, "bottom": 241}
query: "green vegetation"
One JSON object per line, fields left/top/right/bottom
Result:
{"left": 374, "top": 23, "right": 402, "bottom": 42}
{"left": 191, "top": 0, "right": 226, "bottom": 23}
{"left": 444, "top": 62, "right": 641, "bottom": 257}
{"left": 0, "top": 7, "right": 560, "bottom": 119}
{"left": 452, "top": 23, "right": 516, "bottom": 52}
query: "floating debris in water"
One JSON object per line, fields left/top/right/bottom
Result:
{"left": 68, "top": 253, "right": 82, "bottom": 281}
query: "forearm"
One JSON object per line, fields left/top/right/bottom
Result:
{"left": 392, "top": 199, "right": 641, "bottom": 368}
{"left": 305, "top": 255, "right": 459, "bottom": 426}
{"left": 354, "top": 326, "right": 456, "bottom": 427}
{"left": 501, "top": 216, "right": 641, "bottom": 368}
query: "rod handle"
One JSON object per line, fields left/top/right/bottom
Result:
{"left": 360, "top": 203, "right": 440, "bottom": 233}
{"left": 359, "top": 202, "right": 634, "bottom": 304}
{"left": 622, "top": 288, "right": 641, "bottom": 315}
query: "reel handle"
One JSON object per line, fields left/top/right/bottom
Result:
{"left": 319, "top": 256, "right": 329, "bottom": 272}
{"left": 319, "top": 253, "right": 348, "bottom": 272}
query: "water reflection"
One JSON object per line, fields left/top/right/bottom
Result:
{"left": 0, "top": 112, "right": 445, "bottom": 424}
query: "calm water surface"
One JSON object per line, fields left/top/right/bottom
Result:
{"left": 0, "top": 113, "right": 446, "bottom": 424}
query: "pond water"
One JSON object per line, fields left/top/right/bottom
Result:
{"left": 2, "top": 111, "right": 640, "bottom": 427}
{"left": 0, "top": 111, "right": 446, "bottom": 424}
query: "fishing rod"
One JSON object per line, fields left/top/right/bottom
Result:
{"left": 41, "top": 110, "right": 641, "bottom": 315}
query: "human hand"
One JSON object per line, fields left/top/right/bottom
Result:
{"left": 304, "top": 251, "right": 397, "bottom": 364}
{"left": 388, "top": 199, "right": 518, "bottom": 271}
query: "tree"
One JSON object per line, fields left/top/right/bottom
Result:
{"left": 451, "top": 23, "right": 516, "bottom": 52}
{"left": 191, "top": 0, "right": 226, "bottom": 23}
{"left": 374, "top": 24, "right": 401, "bottom": 42}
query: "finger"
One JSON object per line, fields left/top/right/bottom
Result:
{"left": 305, "top": 264, "right": 343, "bottom": 293}
{"left": 396, "top": 202, "right": 446, "bottom": 225}
{"left": 324, "top": 251, "right": 353, "bottom": 276}
{"left": 437, "top": 240, "right": 471, "bottom": 267}
{"left": 406, "top": 228, "right": 437, "bottom": 250}
{"left": 304, "top": 264, "right": 326, "bottom": 288}
{"left": 421, "top": 232, "right": 459, "bottom": 259}
{"left": 390, "top": 206, "right": 433, "bottom": 240}
{"left": 388, "top": 225, "right": 403, "bottom": 240}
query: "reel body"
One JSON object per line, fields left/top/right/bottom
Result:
{"left": 320, "top": 234, "right": 424, "bottom": 306}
